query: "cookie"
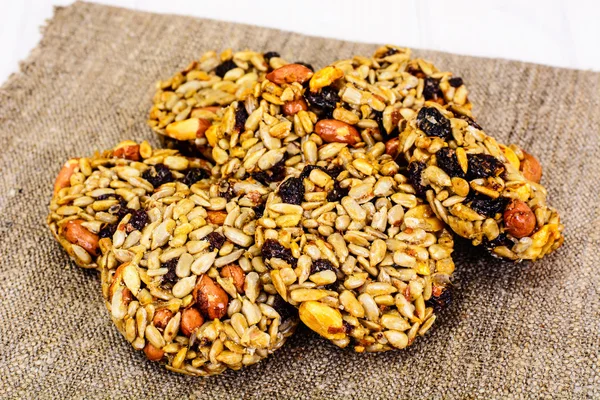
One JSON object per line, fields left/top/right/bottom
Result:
{"left": 98, "top": 176, "right": 298, "bottom": 375}
{"left": 256, "top": 142, "right": 455, "bottom": 352}
{"left": 395, "top": 104, "right": 563, "bottom": 260}
{"left": 48, "top": 141, "right": 213, "bottom": 268}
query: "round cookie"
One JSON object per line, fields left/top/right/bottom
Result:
{"left": 98, "top": 176, "right": 298, "bottom": 376}
{"left": 149, "top": 46, "right": 473, "bottom": 180}
{"left": 48, "top": 141, "right": 213, "bottom": 268}
{"left": 395, "top": 104, "right": 563, "bottom": 261}
{"left": 256, "top": 142, "right": 455, "bottom": 352}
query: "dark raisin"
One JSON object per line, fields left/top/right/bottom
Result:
{"left": 416, "top": 107, "right": 452, "bottom": 140}
{"left": 327, "top": 180, "right": 348, "bottom": 202}
{"left": 435, "top": 148, "right": 465, "bottom": 179}
{"left": 382, "top": 47, "right": 399, "bottom": 57}
{"left": 142, "top": 164, "right": 174, "bottom": 188}
{"left": 423, "top": 77, "right": 443, "bottom": 101}
{"left": 206, "top": 232, "right": 226, "bottom": 251}
{"left": 96, "top": 193, "right": 114, "bottom": 201}
{"left": 251, "top": 158, "right": 287, "bottom": 185}
{"left": 294, "top": 61, "right": 314, "bottom": 72}
{"left": 372, "top": 110, "right": 388, "bottom": 136}
{"left": 98, "top": 223, "right": 117, "bottom": 239}
{"left": 456, "top": 114, "right": 482, "bottom": 130}
{"left": 469, "top": 197, "right": 508, "bottom": 218}
{"left": 161, "top": 258, "right": 179, "bottom": 288}
{"left": 310, "top": 259, "right": 335, "bottom": 275}
{"left": 218, "top": 180, "right": 235, "bottom": 201}
{"left": 425, "top": 286, "right": 452, "bottom": 312}
{"left": 406, "top": 63, "right": 425, "bottom": 79}
{"left": 254, "top": 202, "right": 265, "bottom": 218}
{"left": 448, "top": 77, "right": 463, "bottom": 87}
{"left": 299, "top": 165, "right": 320, "bottom": 180}
{"left": 407, "top": 161, "right": 428, "bottom": 196}
{"left": 343, "top": 320, "right": 354, "bottom": 334}
{"left": 109, "top": 198, "right": 134, "bottom": 222}
{"left": 271, "top": 295, "right": 296, "bottom": 322}
{"left": 126, "top": 209, "right": 148, "bottom": 232}
{"left": 234, "top": 103, "right": 249, "bottom": 132}
{"left": 466, "top": 154, "right": 505, "bottom": 180}
{"left": 482, "top": 232, "right": 514, "bottom": 250}
{"left": 261, "top": 239, "right": 297, "bottom": 267}
{"left": 278, "top": 177, "right": 304, "bottom": 205}
{"left": 181, "top": 168, "right": 208, "bottom": 186}
{"left": 304, "top": 86, "right": 339, "bottom": 118}
{"left": 263, "top": 51, "right": 280, "bottom": 61}
{"left": 214, "top": 59, "right": 237, "bottom": 78}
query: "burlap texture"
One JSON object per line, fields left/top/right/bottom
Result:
{"left": 0, "top": 2, "right": 598, "bottom": 399}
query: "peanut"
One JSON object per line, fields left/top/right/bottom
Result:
{"left": 193, "top": 275, "right": 229, "bottom": 320}
{"left": 143, "top": 343, "right": 164, "bottom": 361}
{"left": 53, "top": 159, "right": 79, "bottom": 195}
{"left": 181, "top": 307, "right": 204, "bottom": 336}
{"left": 385, "top": 138, "right": 399, "bottom": 157}
{"left": 282, "top": 98, "right": 308, "bottom": 116}
{"left": 206, "top": 210, "right": 227, "bottom": 225}
{"left": 153, "top": 308, "right": 173, "bottom": 330}
{"left": 166, "top": 118, "right": 211, "bottom": 141}
{"left": 315, "top": 119, "right": 361, "bottom": 145}
{"left": 266, "top": 64, "right": 313, "bottom": 85}
{"left": 504, "top": 199, "right": 536, "bottom": 238}
{"left": 113, "top": 141, "right": 140, "bottom": 161}
{"left": 309, "top": 66, "right": 344, "bottom": 92}
{"left": 63, "top": 219, "right": 99, "bottom": 256}
{"left": 221, "top": 264, "right": 245, "bottom": 293}
{"left": 520, "top": 151, "right": 542, "bottom": 183}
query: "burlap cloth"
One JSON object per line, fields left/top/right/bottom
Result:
{"left": 0, "top": 2, "right": 598, "bottom": 399}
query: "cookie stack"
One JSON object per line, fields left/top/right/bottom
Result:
{"left": 47, "top": 46, "right": 563, "bottom": 376}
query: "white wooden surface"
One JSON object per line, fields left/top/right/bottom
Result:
{"left": 1, "top": 0, "right": 599, "bottom": 83}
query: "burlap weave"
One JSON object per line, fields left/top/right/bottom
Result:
{"left": 0, "top": 2, "right": 598, "bottom": 399}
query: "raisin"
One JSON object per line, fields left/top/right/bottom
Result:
{"left": 98, "top": 223, "right": 117, "bottom": 239}
{"left": 304, "top": 86, "right": 339, "bottom": 118}
{"left": 455, "top": 114, "right": 483, "bottom": 131}
{"left": 218, "top": 180, "right": 235, "bottom": 201}
{"left": 416, "top": 107, "right": 452, "bottom": 140}
{"left": 448, "top": 77, "right": 463, "bottom": 87}
{"left": 108, "top": 197, "right": 134, "bottom": 222}
{"left": 294, "top": 61, "right": 314, "bottom": 72}
{"left": 271, "top": 295, "right": 295, "bottom": 322}
{"left": 382, "top": 47, "right": 399, "bottom": 57}
{"left": 343, "top": 320, "right": 354, "bottom": 334}
{"left": 261, "top": 239, "right": 297, "bottom": 267}
{"left": 214, "top": 59, "right": 236, "bottom": 78}
{"left": 469, "top": 197, "right": 508, "bottom": 218}
{"left": 406, "top": 64, "right": 426, "bottom": 79}
{"left": 161, "top": 258, "right": 179, "bottom": 288}
{"left": 142, "top": 164, "right": 174, "bottom": 188}
{"left": 181, "top": 168, "right": 208, "bottom": 186}
{"left": 425, "top": 286, "right": 452, "bottom": 312}
{"left": 254, "top": 202, "right": 265, "bottom": 218}
{"left": 310, "top": 259, "right": 335, "bottom": 275}
{"left": 435, "top": 148, "right": 465, "bottom": 179}
{"left": 251, "top": 158, "right": 287, "bottom": 185}
{"left": 278, "top": 177, "right": 304, "bottom": 205}
{"left": 423, "top": 77, "right": 443, "bottom": 102}
{"left": 206, "top": 232, "right": 226, "bottom": 251}
{"left": 263, "top": 51, "right": 280, "bottom": 61}
{"left": 96, "top": 193, "right": 115, "bottom": 201}
{"left": 407, "top": 161, "right": 428, "bottom": 196}
{"left": 466, "top": 154, "right": 505, "bottom": 180}
{"left": 482, "top": 232, "right": 514, "bottom": 250}
{"left": 299, "top": 165, "right": 320, "bottom": 180}
{"left": 234, "top": 103, "right": 249, "bottom": 132}
{"left": 327, "top": 180, "right": 348, "bottom": 202}
{"left": 126, "top": 209, "right": 148, "bottom": 232}
{"left": 372, "top": 110, "right": 388, "bottom": 136}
